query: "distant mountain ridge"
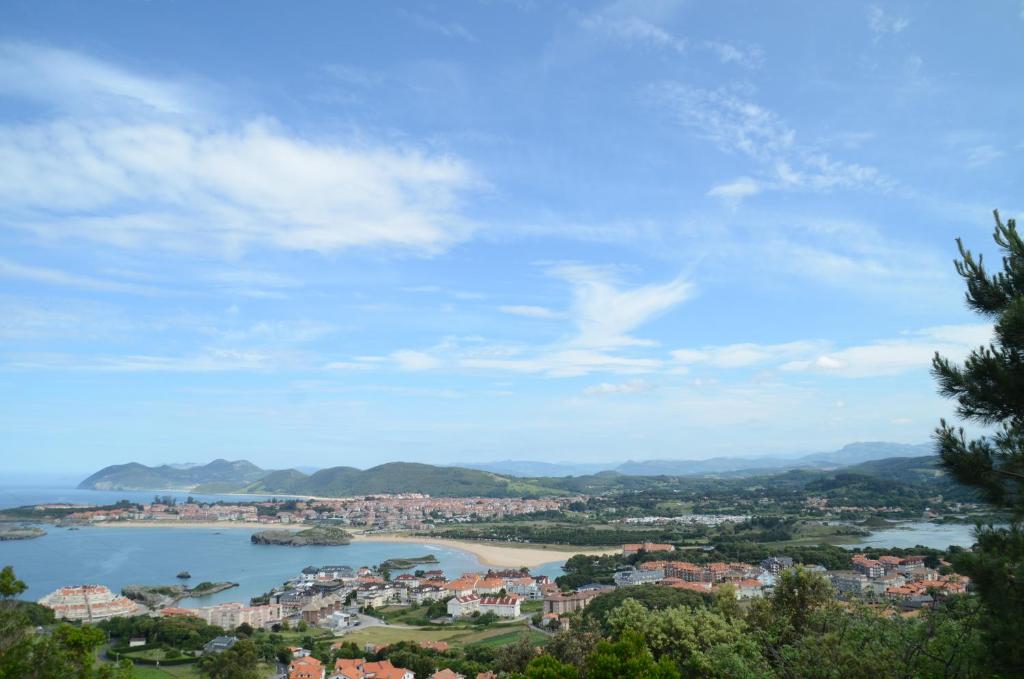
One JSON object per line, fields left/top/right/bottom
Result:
{"left": 77, "top": 442, "right": 936, "bottom": 498}
{"left": 461, "top": 442, "right": 934, "bottom": 477}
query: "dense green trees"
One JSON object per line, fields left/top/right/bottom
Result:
{"left": 197, "top": 638, "right": 260, "bottom": 679}
{"left": 933, "top": 211, "right": 1024, "bottom": 676}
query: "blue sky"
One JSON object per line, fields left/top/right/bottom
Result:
{"left": 1, "top": 1, "right": 1020, "bottom": 474}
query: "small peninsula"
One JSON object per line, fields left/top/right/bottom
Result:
{"left": 250, "top": 525, "right": 352, "bottom": 546}
{"left": 121, "top": 581, "right": 238, "bottom": 609}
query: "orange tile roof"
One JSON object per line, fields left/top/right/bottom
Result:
{"left": 431, "top": 670, "right": 462, "bottom": 679}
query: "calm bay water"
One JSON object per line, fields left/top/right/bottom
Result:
{"left": 838, "top": 521, "right": 980, "bottom": 550}
{"left": 0, "top": 486, "right": 291, "bottom": 510}
{"left": 0, "top": 525, "right": 568, "bottom": 606}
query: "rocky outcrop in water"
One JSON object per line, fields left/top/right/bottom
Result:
{"left": 0, "top": 526, "right": 46, "bottom": 540}
{"left": 250, "top": 525, "right": 352, "bottom": 546}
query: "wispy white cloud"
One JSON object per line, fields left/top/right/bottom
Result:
{"left": 0, "top": 257, "right": 161, "bottom": 295}
{"left": 4, "top": 348, "right": 294, "bottom": 372}
{"left": 459, "top": 267, "right": 690, "bottom": 376}
{"left": 779, "top": 324, "right": 993, "bottom": 377}
{"left": 867, "top": 5, "right": 910, "bottom": 40}
{"left": 499, "top": 305, "right": 562, "bottom": 319}
{"left": 707, "top": 176, "right": 762, "bottom": 201}
{"left": 672, "top": 340, "right": 828, "bottom": 369}
{"left": 651, "top": 83, "right": 891, "bottom": 202}
{"left": 324, "top": 361, "right": 374, "bottom": 371}
{"left": 391, "top": 349, "right": 442, "bottom": 371}
{"left": 212, "top": 320, "right": 337, "bottom": 344}
{"left": 653, "top": 83, "right": 794, "bottom": 160}
{"left": 582, "top": 379, "right": 654, "bottom": 396}
{"left": 0, "top": 41, "right": 197, "bottom": 116}
{"left": 341, "top": 267, "right": 692, "bottom": 378}
{"left": 579, "top": 4, "right": 763, "bottom": 68}
{"left": 202, "top": 269, "right": 302, "bottom": 299}
{"left": 460, "top": 348, "right": 662, "bottom": 377}
{"left": 0, "top": 43, "right": 478, "bottom": 256}
{"left": 398, "top": 10, "right": 478, "bottom": 43}
{"left": 552, "top": 264, "right": 693, "bottom": 349}
{"left": 581, "top": 13, "right": 687, "bottom": 53}
{"left": 0, "top": 300, "right": 94, "bottom": 340}
{"left": 664, "top": 324, "right": 991, "bottom": 380}
{"left": 701, "top": 40, "right": 764, "bottom": 69}
{"left": 964, "top": 144, "right": 1005, "bottom": 169}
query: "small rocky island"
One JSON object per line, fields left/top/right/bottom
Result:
{"left": 122, "top": 581, "right": 238, "bottom": 609}
{"left": 0, "top": 526, "right": 46, "bottom": 541}
{"left": 379, "top": 554, "right": 440, "bottom": 570}
{"left": 250, "top": 525, "right": 352, "bottom": 546}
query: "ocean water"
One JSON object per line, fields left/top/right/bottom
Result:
{"left": 0, "top": 526, "right": 569, "bottom": 606}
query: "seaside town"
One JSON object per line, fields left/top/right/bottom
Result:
{"left": 44, "top": 495, "right": 577, "bottom": 529}
{"left": 29, "top": 535, "right": 972, "bottom": 679}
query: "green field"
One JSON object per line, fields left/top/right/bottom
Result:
{"left": 267, "top": 626, "right": 334, "bottom": 643}
{"left": 464, "top": 629, "right": 549, "bottom": 648}
{"left": 337, "top": 620, "right": 542, "bottom": 649}
{"left": 376, "top": 606, "right": 435, "bottom": 626}
{"left": 129, "top": 666, "right": 203, "bottom": 679}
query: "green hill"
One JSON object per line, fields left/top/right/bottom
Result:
{"left": 77, "top": 454, "right": 972, "bottom": 501}
{"left": 254, "top": 462, "right": 559, "bottom": 498}
{"left": 78, "top": 460, "right": 566, "bottom": 498}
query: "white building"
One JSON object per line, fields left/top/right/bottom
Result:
{"left": 447, "top": 594, "right": 521, "bottom": 619}
{"left": 38, "top": 585, "right": 139, "bottom": 622}
{"left": 613, "top": 567, "right": 665, "bottom": 587}
{"left": 325, "top": 611, "right": 351, "bottom": 631}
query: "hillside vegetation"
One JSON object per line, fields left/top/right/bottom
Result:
{"left": 77, "top": 454, "right": 962, "bottom": 501}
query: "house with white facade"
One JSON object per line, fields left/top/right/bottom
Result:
{"left": 447, "top": 594, "right": 521, "bottom": 619}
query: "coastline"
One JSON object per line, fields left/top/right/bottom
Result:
{"left": 349, "top": 532, "right": 618, "bottom": 568}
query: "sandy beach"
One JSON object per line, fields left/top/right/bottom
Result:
{"left": 349, "top": 533, "right": 618, "bottom": 568}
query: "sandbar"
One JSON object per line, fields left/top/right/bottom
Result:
{"left": 349, "top": 533, "right": 618, "bottom": 568}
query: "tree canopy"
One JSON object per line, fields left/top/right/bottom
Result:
{"left": 932, "top": 210, "right": 1024, "bottom": 675}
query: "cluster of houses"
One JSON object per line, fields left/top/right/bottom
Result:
{"left": 289, "top": 654, "right": 415, "bottom": 679}
{"left": 161, "top": 601, "right": 283, "bottom": 628}
{"left": 58, "top": 494, "right": 579, "bottom": 530}
{"left": 61, "top": 501, "right": 259, "bottom": 523}
{"left": 828, "top": 554, "right": 969, "bottom": 607}
{"left": 37, "top": 584, "right": 141, "bottom": 622}
{"left": 254, "top": 564, "right": 552, "bottom": 629}
{"left": 289, "top": 651, "right": 499, "bottom": 679}
{"left": 619, "top": 514, "right": 752, "bottom": 527}
{"left": 612, "top": 557, "right": 771, "bottom": 600}
{"left": 527, "top": 542, "right": 973, "bottom": 631}
{"left": 352, "top": 568, "right": 547, "bottom": 620}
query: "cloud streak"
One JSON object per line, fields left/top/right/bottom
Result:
{"left": 670, "top": 324, "right": 992, "bottom": 378}
{"left": 0, "top": 43, "right": 479, "bottom": 256}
